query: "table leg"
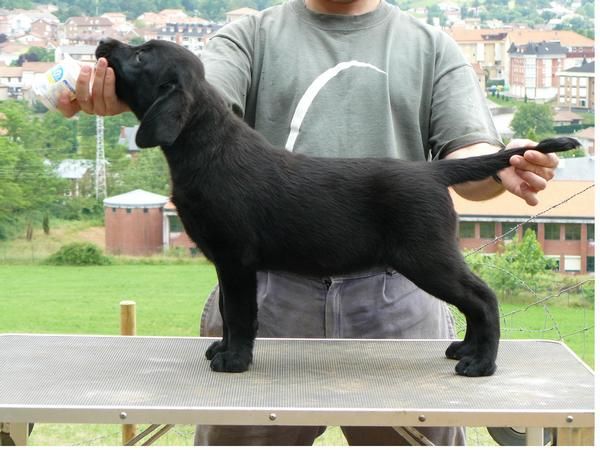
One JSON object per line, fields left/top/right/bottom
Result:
{"left": 525, "top": 427, "right": 544, "bottom": 446}
{"left": 9, "top": 423, "right": 29, "bottom": 445}
{"left": 556, "top": 427, "right": 594, "bottom": 446}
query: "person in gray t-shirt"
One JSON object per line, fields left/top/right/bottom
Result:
{"left": 59, "top": 0, "right": 560, "bottom": 445}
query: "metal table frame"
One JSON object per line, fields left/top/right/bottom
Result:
{"left": 0, "top": 335, "right": 594, "bottom": 446}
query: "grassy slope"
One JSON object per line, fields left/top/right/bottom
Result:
{"left": 0, "top": 219, "right": 105, "bottom": 264}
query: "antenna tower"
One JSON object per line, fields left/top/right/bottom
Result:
{"left": 95, "top": 116, "right": 107, "bottom": 199}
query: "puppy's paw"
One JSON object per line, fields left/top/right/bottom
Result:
{"left": 454, "top": 356, "right": 497, "bottom": 377}
{"left": 210, "top": 351, "right": 252, "bottom": 373}
{"left": 445, "top": 340, "right": 475, "bottom": 360}
{"left": 205, "top": 340, "right": 227, "bottom": 360}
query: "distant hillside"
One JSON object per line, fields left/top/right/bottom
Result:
{"left": 0, "top": 0, "right": 593, "bottom": 36}
{"left": 0, "top": 0, "right": 281, "bottom": 21}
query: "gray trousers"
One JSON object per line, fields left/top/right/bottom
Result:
{"left": 196, "top": 269, "right": 466, "bottom": 446}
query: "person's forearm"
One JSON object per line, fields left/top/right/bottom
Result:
{"left": 444, "top": 142, "right": 505, "bottom": 201}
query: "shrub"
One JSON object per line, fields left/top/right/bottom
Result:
{"left": 580, "top": 280, "right": 595, "bottom": 305}
{"left": 466, "top": 230, "right": 551, "bottom": 301}
{"left": 45, "top": 242, "right": 112, "bottom": 266}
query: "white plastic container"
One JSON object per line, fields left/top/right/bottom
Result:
{"left": 32, "top": 55, "right": 81, "bottom": 110}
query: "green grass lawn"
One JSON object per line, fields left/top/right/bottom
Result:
{"left": 2, "top": 264, "right": 592, "bottom": 365}
{"left": 0, "top": 264, "right": 593, "bottom": 446}
{"left": 0, "top": 263, "right": 217, "bottom": 336}
{"left": 498, "top": 301, "right": 594, "bottom": 367}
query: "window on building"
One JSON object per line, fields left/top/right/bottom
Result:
{"left": 126, "top": 208, "right": 132, "bottom": 214}
{"left": 564, "top": 255, "right": 581, "bottom": 273}
{"left": 586, "top": 256, "right": 595, "bottom": 273}
{"left": 143, "top": 208, "right": 149, "bottom": 213}
{"left": 479, "top": 222, "right": 495, "bottom": 239}
{"left": 565, "top": 224, "right": 581, "bottom": 241}
{"left": 112, "top": 207, "right": 116, "bottom": 213}
{"left": 169, "top": 215, "right": 184, "bottom": 233}
{"left": 459, "top": 222, "right": 475, "bottom": 239}
{"left": 544, "top": 223, "right": 561, "bottom": 240}
{"left": 545, "top": 256, "right": 560, "bottom": 271}
{"left": 587, "top": 224, "right": 594, "bottom": 241}
{"left": 502, "top": 223, "right": 517, "bottom": 240}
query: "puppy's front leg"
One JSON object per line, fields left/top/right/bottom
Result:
{"left": 208, "top": 265, "right": 258, "bottom": 373}
{"left": 205, "top": 286, "right": 228, "bottom": 360}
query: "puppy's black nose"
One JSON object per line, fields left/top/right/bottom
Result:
{"left": 96, "top": 37, "right": 118, "bottom": 60}
{"left": 99, "top": 37, "right": 115, "bottom": 46}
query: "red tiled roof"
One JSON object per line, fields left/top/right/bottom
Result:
{"left": 575, "top": 127, "right": 595, "bottom": 141}
{"left": 451, "top": 180, "right": 594, "bottom": 219}
{"left": 508, "top": 30, "right": 594, "bottom": 47}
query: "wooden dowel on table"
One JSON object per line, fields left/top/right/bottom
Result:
{"left": 120, "top": 300, "right": 137, "bottom": 445}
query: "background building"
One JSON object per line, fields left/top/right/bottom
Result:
{"left": 508, "top": 41, "right": 568, "bottom": 101}
{"left": 163, "top": 200, "right": 197, "bottom": 255}
{"left": 558, "top": 60, "right": 595, "bottom": 111}
{"left": 103, "top": 189, "right": 168, "bottom": 256}
{"left": 452, "top": 178, "right": 595, "bottom": 274}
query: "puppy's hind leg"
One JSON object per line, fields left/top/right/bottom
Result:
{"left": 445, "top": 270, "right": 500, "bottom": 377}
{"left": 208, "top": 264, "right": 258, "bottom": 373}
{"left": 393, "top": 250, "right": 500, "bottom": 377}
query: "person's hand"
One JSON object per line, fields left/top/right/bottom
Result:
{"left": 57, "top": 57, "right": 129, "bottom": 118}
{"left": 496, "top": 139, "right": 560, "bottom": 207}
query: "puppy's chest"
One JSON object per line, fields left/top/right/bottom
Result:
{"left": 171, "top": 193, "right": 233, "bottom": 249}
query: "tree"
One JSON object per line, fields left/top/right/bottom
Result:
{"left": 0, "top": 100, "right": 79, "bottom": 160}
{"left": 427, "top": 4, "right": 447, "bottom": 26}
{"left": 110, "top": 147, "right": 171, "bottom": 196}
{"left": 39, "top": 112, "right": 79, "bottom": 159}
{"left": 0, "top": 101, "right": 44, "bottom": 150}
{"left": 129, "top": 36, "right": 145, "bottom": 45}
{"left": 540, "top": 10, "right": 556, "bottom": 22}
{"left": 198, "top": 0, "right": 230, "bottom": 21}
{"left": 0, "top": 135, "right": 67, "bottom": 239}
{"left": 14, "top": 47, "right": 54, "bottom": 66}
{"left": 556, "top": 16, "right": 595, "bottom": 39}
{"left": 510, "top": 102, "right": 554, "bottom": 141}
{"left": 467, "top": 229, "right": 552, "bottom": 301}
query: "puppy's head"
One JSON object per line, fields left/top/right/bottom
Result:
{"left": 96, "top": 38, "right": 202, "bottom": 148}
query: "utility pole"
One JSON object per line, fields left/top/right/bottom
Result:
{"left": 93, "top": 0, "right": 106, "bottom": 200}
{"left": 95, "top": 115, "right": 107, "bottom": 199}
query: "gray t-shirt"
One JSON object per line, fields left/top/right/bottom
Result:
{"left": 202, "top": 0, "right": 502, "bottom": 161}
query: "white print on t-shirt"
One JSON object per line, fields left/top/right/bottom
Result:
{"left": 284, "top": 60, "right": 387, "bottom": 152}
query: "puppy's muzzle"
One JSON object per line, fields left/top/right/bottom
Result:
{"left": 96, "top": 37, "right": 124, "bottom": 60}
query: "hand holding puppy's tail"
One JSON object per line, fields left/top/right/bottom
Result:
{"left": 434, "top": 137, "right": 581, "bottom": 187}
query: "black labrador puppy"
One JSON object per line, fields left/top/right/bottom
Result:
{"left": 95, "top": 38, "right": 579, "bottom": 377}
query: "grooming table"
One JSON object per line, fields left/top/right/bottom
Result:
{"left": 0, "top": 335, "right": 594, "bottom": 446}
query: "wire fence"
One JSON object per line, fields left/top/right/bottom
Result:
{"left": 6, "top": 183, "right": 596, "bottom": 447}
{"left": 455, "top": 183, "right": 595, "bottom": 369}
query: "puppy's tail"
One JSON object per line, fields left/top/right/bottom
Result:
{"left": 433, "top": 137, "right": 580, "bottom": 187}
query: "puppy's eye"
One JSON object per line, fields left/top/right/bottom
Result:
{"left": 135, "top": 51, "right": 143, "bottom": 63}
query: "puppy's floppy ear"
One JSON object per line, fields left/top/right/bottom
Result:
{"left": 136, "top": 82, "right": 190, "bottom": 148}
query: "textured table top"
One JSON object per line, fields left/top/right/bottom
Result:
{"left": 0, "top": 335, "right": 594, "bottom": 427}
